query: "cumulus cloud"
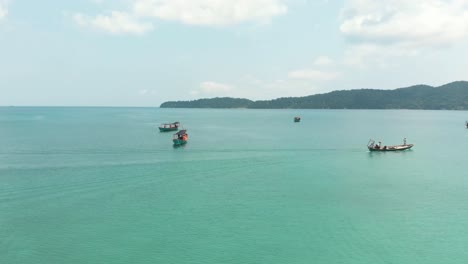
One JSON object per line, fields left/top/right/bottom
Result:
{"left": 288, "top": 69, "right": 338, "bottom": 81}
{"left": 190, "top": 81, "right": 233, "bottom": 96}
{"left": 133, "top": 0, "right": 288, "bottom": 26}
{"left": 200, "top": 81, "right": 232, "bottom": 93}
{"left": 74, "top": 0, "right": 287, "bottom": 35}
{"left": 340, "top": 0, "right": 468, "bottom": 46}
{"left": 0, "top": 0, "right": 8, "bottom": 20}
{"left": 74, "top": 11, "right": 154, "bottom": 35}
{"left": 337, "top": 0, "right": 468, "bottom": 69}
{"left": 342, "top": 42, "right": 424, "bottom": 68}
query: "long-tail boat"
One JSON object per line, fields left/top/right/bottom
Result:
{"left": 367, "top": 139, "right": 413, "bottom": 152}
{"left": 159, "top": 122, "right": 180, "bottom": 132}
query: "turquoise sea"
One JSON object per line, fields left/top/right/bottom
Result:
{"left": 1, "top": 107, "right": 468, "bottom": 264}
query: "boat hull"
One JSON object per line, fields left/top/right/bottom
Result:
{"left": 159, "top": 127, "right": 178, "bottom": 132}
{"left": 368, "top": 144, "right": 414, "bottom": 152}
{"left": 173, "top": 139, "right": 187, "bottom": 146}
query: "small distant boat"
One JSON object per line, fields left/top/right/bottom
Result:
{"left": 368, "top": 139, "right": 413, "bottom": 152}
{"left": 466, "top": 121, "right": 468, "bottom": 128}
{"left": 294, "top": 117, "right": 301, "bottom": 122}
{"left": 173, "top": 130, "right": 188, "bottom": 146}
{"left": 159, "top": 122, "right": 180, "bottom": 132}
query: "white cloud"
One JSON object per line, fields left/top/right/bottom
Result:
{"left": 235, "top": 75, "right": 328, "bottom": 100}
{"left": 74, "top": 0, "right": 287, "bottom": 34}
{"left": 288, "top": 69, "right": 338, "bottom": 81}
{"left": 342, "top": 43, "right": 422, "bottom": 68}
{"left": 0, "top": 1, "right": 8, "bottom": 20}
{"left": 139, "top": 89, "right": 158, "bottom": 95}
{"left": 74, "top": 11, "right": 154, "bottom": 35}
{"left": 200, "top": 81, "right": 232, "bottom": 93}
{"left": 338, "top": 1, "right": 468, "bottom": 69}
{"left": 340, "top": 0, "right": 468, "bottom": 46}
{"left": 314, "top": 56, "right": 333, "bottom": 66}
{"left": 133, "top": 0, "right": 288, "bottom": 26}
{"left": 190, "top": 81, "right": 233, "bottom": 97}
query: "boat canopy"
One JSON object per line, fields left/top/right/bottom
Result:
{"left": 175, "top": 130, "right": 187, "bottom": 135}
{"left": 161, "top": 122, "right": 179, "bottom": 125}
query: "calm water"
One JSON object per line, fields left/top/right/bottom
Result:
{"left": 1, "top": 107, "right": 468, "bottom": 264}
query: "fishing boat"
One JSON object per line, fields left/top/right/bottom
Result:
{"left": 367, "top": 139, "right": 413, "bottom": 152}
{"left": 159, "top": 122, "right": 180, "bottom": 132}
{"left": 294, "top": 116, "right": 301, "bottom": 122}
{"left": 173, "top": 130, "right": 188, "bottom": 146}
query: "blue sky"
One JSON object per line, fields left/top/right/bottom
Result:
{"left": 1, "top": 0, "right": 468, "bottom": 106}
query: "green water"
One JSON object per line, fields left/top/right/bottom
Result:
{"left": 1, "top": 107, "right": 468, "bottom": 264}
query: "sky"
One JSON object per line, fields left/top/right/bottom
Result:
{"left": 1, "top": 0, "right": 468, "bottom": 106}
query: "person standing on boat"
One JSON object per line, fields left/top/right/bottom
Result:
{"left": 403, "top": 138, "right": 407, "bottom": 145}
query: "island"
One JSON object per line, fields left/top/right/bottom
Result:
{"left": 160, "top": 81, "right": 468, "bottom": 110}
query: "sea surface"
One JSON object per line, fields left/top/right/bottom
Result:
{"left": 1, "top": 107, "right": 468, "bottom": 264}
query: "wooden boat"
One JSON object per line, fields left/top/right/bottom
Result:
{"left": 367, "top": 139, "right": 413, "bottom": 152}
{"left": 159, "top": 122, "right": 180, "bottom": 132}
{"left": 173, "top": 130, "right": 188, "bottom": 146}
{"left": 294, "top": 116, "right": 301, "bottom": 122}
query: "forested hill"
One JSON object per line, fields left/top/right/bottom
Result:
{"left": 160, "top": 81, "right": 468, "bottom": 110}
{"left": 160, "top": 97, "right": 253, "bottom": 108}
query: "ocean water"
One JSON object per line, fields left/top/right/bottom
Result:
{"left": 1, "top": 107, "right": 468, "bottom": 264}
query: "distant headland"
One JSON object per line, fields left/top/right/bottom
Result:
{"left": 160, "top": 81, "right": 468, "bottom": 110}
